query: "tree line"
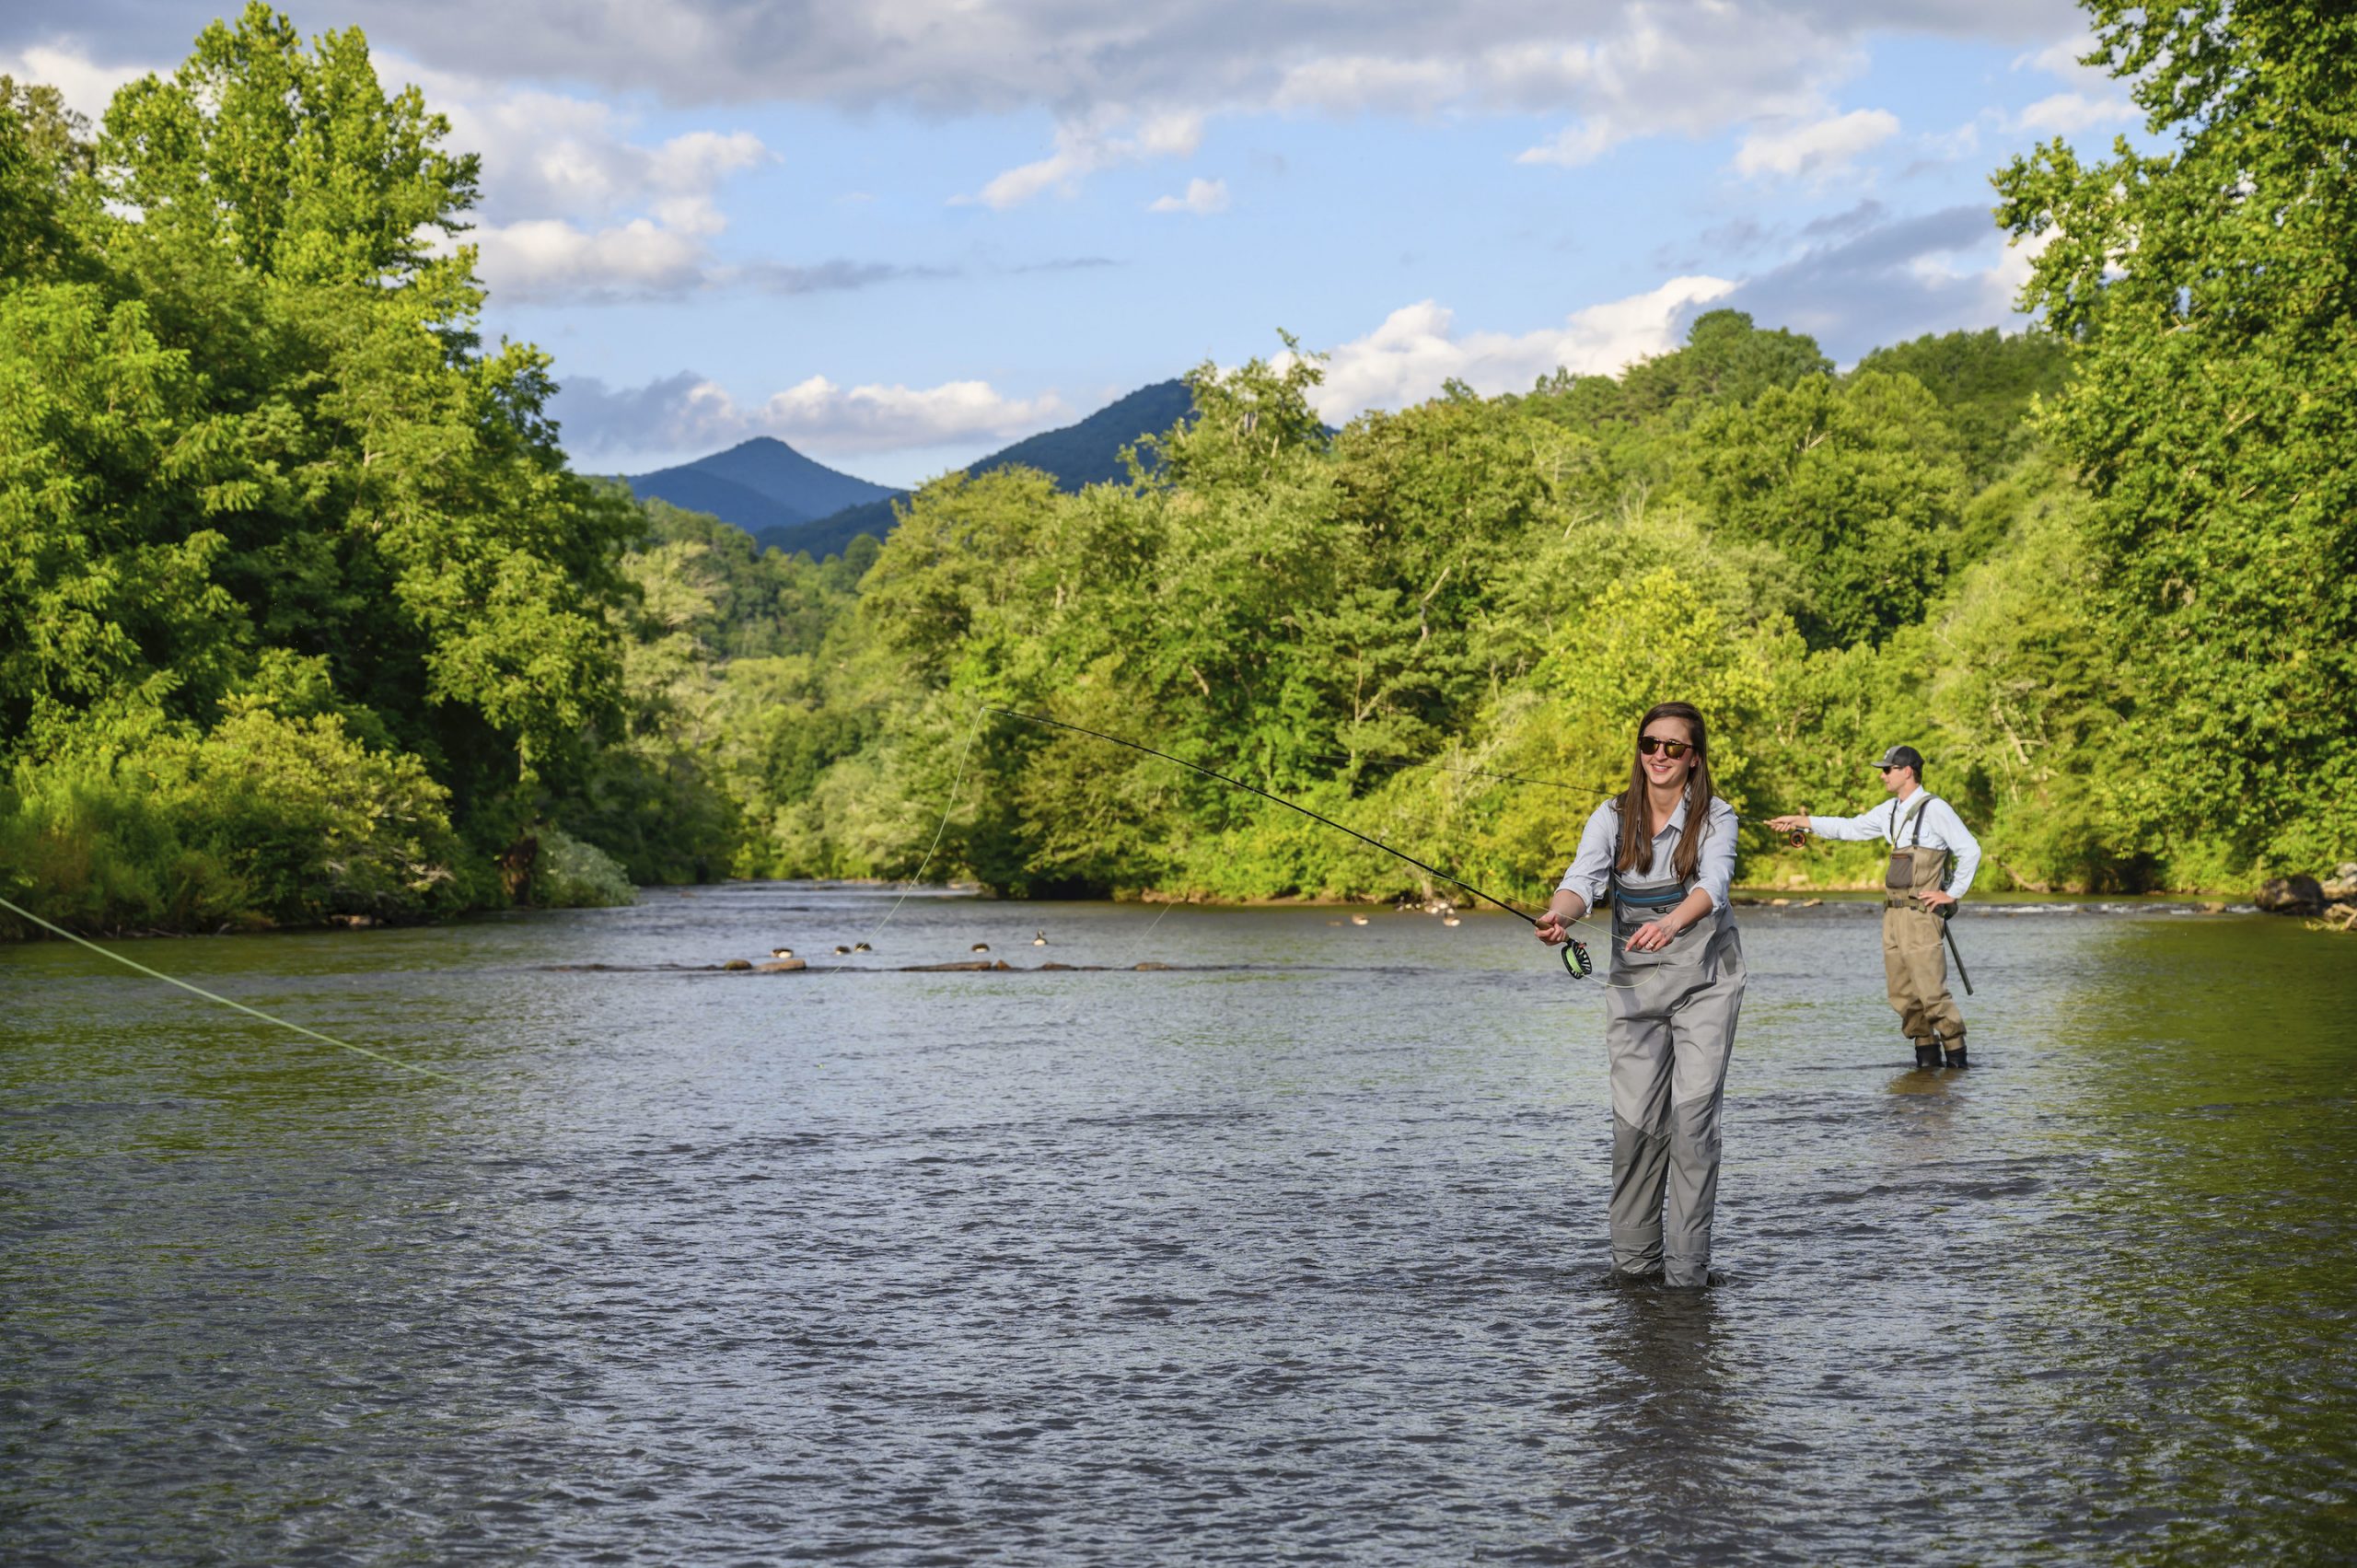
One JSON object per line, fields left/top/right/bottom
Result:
{"left": 1, "top": 0, "right": 2348, "bottom": 935}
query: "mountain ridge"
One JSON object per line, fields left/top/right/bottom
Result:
{"left": 626, "top": 436, "right": 898, "bottom": 532}
{"left": 626, "top": 380, "right": 1196, "bottom": 560}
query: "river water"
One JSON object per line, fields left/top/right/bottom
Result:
{"left": 3, "top": 886, "right": 2352, "bottom": 1564}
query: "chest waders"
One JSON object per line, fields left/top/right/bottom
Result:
{"left": 1881, "top": 796, "right": 1967, "bottom": 1051}
{"left": 1602, "top": 847, "right": 1747, "bottom": 1288}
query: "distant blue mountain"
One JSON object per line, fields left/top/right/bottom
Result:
{"left": 756, "top": 378, "right": 1196, "bottom": 558}
{"left": 623, "top": 467, "right": 808, "bottom": 535}
{"left": 626, "top": 436, "right": 898, "bottom": 532}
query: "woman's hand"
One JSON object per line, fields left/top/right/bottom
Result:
{"left": 1626, "top": 917, "right": 1684, "bottom": 953}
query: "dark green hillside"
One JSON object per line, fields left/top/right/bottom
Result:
{"left": 979, "top": 378, "right": 1194, "bottom": 488}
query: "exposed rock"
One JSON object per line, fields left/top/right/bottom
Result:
{"left": 904, "top": 960, "right": 996, "bottom": 971}
{"left": 722, "top": 958, "right": 753, "bottom": 971}
{"left": 2256, "top": 876, "right": 2326, "bottom": 915}
{"left": 2322, "top": 863, "right": 2357, "bottom": 902}
{"left": 1039, "top": 961, "right": 1075, "bottom": 970}
{"left": 757, "top": 958, "right": 807, "bottom": 972}
{"left": 1134, "top": 961, "right": 1172, "bottom": 970}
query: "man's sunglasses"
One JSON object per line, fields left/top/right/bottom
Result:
{"left": 1638, "top": 737, "right": 1697, "bottom": 759}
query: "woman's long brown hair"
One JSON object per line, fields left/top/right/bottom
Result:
{"left": 1615, "top": 701, "right": 1715, "bottom": 882}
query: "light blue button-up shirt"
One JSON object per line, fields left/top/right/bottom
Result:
{"left": 1807, "top": 791, "right": 1982, "bottom": 900}
{"left": 1558, "top": 796, "right": 1740, "bottom": 914}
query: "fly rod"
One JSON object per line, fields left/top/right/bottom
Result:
{"left": 982, "top": 704, "right": 1597, "bottom": 979}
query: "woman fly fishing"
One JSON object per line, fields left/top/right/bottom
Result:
{"left": 1536, "top": 702, "right": 1747, "bottom": 1288}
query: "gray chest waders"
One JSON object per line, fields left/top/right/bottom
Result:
{"left": 1880, "top": 796, "right": 1969, "bottom": 1044}
{"left": 1601, "top": 843, "right": 1747, "bottom": 1288}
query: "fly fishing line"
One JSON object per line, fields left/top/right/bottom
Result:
{"left": 983, "top": 705, "right": 1614, "bottom": 982}
{"left": 0, "top": 894, "right": 457, "bottom": 1082}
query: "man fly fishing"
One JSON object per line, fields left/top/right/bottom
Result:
{"left": 1769, "top": 744, "right": 1982, "bottom": 1070}
{"left": 1536, "top": 702, "right": 1747, "bottom": 1289}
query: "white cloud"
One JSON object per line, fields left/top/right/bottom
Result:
{"left": 401, "top": 59, "right": 952, "bottom": 305}
{"left": 2014, "top": 91, "right": 2135, "bottom": 134}
{"left": 555, "top": 371, "right": 1070, "bottom": 461}
{"left": 1708, "top": 203, "right": 2040, "bottom": 360}
{"left": 0, "top": 43, "right": 150, "bottom": 122}
{"left": 414, "top": 67, "right": 771, "bottom": 227}
{"left": 1306, "top": 276, "right": 1739, "bottom": 422}
{"left": 6, "top": 3, "right": 2091, "bottom": 124}
{"left": 1733, "top": 108, "right": 1900, "bottom": 180}
{"left": 967, "top": 109, "right": 1202, "bottom": 208}
{"left": 392, "top": 57, "right": 775, "bottom": 300}
{"left": 1509, "top": 15, "right": 1853, "bottom": 168}
{"left": 1149, "top": 177, "right": 1229, "bottom": 215}
{"left": 469, "top": 217, "right": 710, "bottom": 303}
{"left": 1272, "top": 53, "right": 1466, "bottom": 115}
{"left": 13, "top": 6, "right": 2096, "bottom": 223}
{"left": 2013, "top": 31, "right": 2100, "bottom": 78}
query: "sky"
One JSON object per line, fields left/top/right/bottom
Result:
{"left": 1, "top": 2, "right": 2135, "bottom": 486}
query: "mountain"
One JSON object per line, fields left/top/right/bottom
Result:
{"left": 757, "top": 378, "right": 1197, "bottom": 559}
{"left": 626, "top": 436, "right": 899, "bottom": 534}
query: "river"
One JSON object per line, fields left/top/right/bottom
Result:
{"left": 3, "top": 886, "right": 2352, "bottom": 1563}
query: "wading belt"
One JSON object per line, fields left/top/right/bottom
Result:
{"left": 1610, "top": 878, "right": 1693, "bottom": 919}
{"left": 1608, "top": 805, "right": 1701, "bottom": 923}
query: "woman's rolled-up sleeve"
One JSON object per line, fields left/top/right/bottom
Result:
{"left": 1696, "top": 800, "right": 1739, "bottom": 912}
{"left": 1556, "top": 803, "right": 1619, "bottom": 908}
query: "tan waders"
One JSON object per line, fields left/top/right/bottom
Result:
{"left": 1605, "top": 895, "right": 1746, "bottom": 1287}
{"left": 1884, "top": 824, "right": 1965, "bottom": 1054}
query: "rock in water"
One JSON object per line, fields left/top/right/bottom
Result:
{"left": 758, "top": 958, "right": 807, "bottom": 972}
{"left": 723, "top": 958, "right": 753, "bottom": 971}
{"left": 2256, "top": 876, "right": 2326, "bottom": 915}
{"left": 2322, "top": 863, "right": 2357, "bottom": 902}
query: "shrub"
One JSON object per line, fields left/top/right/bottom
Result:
{"left": 532, "top": 826, "right": 636, "bottom": 908}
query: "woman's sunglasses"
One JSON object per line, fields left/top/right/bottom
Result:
{"left": 1638, "top": 737, "right": 1697, "bottom": 759}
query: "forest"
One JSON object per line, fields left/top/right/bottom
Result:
{"left": 2, "top": 0, "right": 2350, "bottom": 935}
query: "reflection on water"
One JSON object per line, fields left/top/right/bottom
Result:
{"left": 3, "top": 889, "right": 2351, "bottom": 1563}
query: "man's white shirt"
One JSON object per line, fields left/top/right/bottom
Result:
{"left": 1807, "top": 792, "right": 1982, "bottom": 900}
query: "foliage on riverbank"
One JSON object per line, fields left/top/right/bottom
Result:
{"left": 2, "top": 1, "right": 2349, "bottom": 935}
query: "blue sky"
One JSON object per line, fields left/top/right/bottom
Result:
{"left": 3, "top": 2, "right": 2137, "bottom": 485}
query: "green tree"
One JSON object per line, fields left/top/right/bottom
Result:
{"left": 1693, "top": 370, "right": 1968, "bottom": 648}
{"left": 1852, "top": 328, "right": 2072, "bottom": 487}
{"left": 1995, "top": 0, "right": 2357, "bottom": 874}
{"left": 1, "top": 6, "right": 644, "bottom": 931}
